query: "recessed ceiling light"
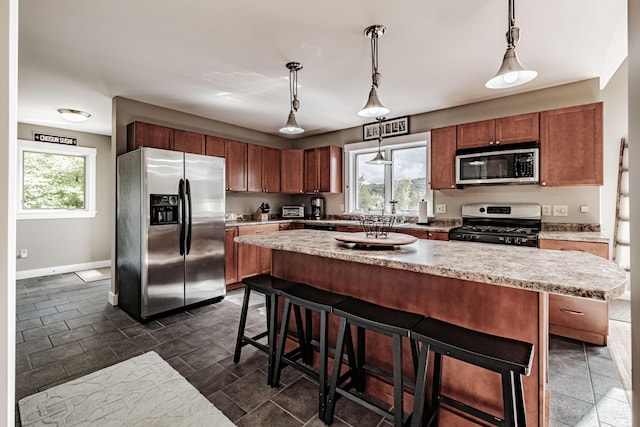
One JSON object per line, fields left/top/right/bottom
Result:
{"left": 58, "top": 109, "right": 91, "bottom": 122}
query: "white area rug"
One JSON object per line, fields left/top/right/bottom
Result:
{"left": 19, "top": 351, "right": 235, "bottom": 426}
{"left": 75, "top": 267, "right": 111, "bottom": 283}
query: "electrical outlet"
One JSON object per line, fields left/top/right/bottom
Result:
{"left": 553, "top": 205, "right": 568, "bottom": 216}
{"left": 436, "top": 204, "right": 446, "bottom": 214}
{"left": 580, "top": 205, "right": 589, "bottom": 213}
{"left": 339, "top": 204, "right": 345, "bottom": 212}
{"left": 542, "top": 205, "right": 551, "bottom": 216}
{"left": 19, "top": 249, "right": 28, "bottom": 258}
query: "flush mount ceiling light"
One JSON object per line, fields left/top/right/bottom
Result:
{"left": 366, "top": 117, "right": 392, "bottom": 165}
{"left": 279, "top": 62, "right": 304, "bottom": 135}
{"left": 58, "top": 109, "right": 91, "bottom": 122}
{"left": 485, "top": 0, "right": 538, "bottom": 89}
{"left": 358, "top": 25, "right": 390, "bottom": 118}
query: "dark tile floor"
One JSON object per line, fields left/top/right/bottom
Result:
{"left": 15, "top": 273, "right": 631, "bottom": 426}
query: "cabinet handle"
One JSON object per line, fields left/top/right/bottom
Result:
{"left": 541, "top": 181, "right": 547, "bottom": 186}
{"left": 560, "top": 308, "right": 585, "bottom": 316}
{"left": 489, "top": 141, "right": 494, "bottom": 145}
{"left": 495, "top": 140, "right": 500, "bottom": 145}
{"left": 450, "top": 184, "right": 455, "bottom": 188}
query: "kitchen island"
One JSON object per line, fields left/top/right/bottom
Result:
{"left": 235, "top": 229, "right": 627, "bottom": 426}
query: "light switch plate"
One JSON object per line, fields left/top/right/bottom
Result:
{"left": 542, "top": 205, "right": 551, "bottom": 216}
{"left": 580, "top": 205, "right": 589, "bottom": 213}
{"left": 553, "top": 205, "right": 568, "bottom": 216}
{"left": 436, "top": 204, "right": 446, "bottom": 214}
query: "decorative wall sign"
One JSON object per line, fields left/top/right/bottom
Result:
{"left": 363, "top": 116, "right": 409, "bottom": 141}
{"left": 33, "top": 133, "right": 78, "bottom": 146}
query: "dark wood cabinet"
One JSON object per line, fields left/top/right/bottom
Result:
{"left": 430, "top": 126, "right": 457, "bottom": 190}
{"left": 173, "top": 129, "right": 205, "bottom": 154}
{"left": 127, "top": 121, "right": 174, "bottom": 151}
{"left": 281, "top": 149, "right": 304, "bottom": 194}
{"left": 225, "top": 139, "right": 248, "bottom": 191}
{"left": 540, "top": 102, "right": 603, "bottom": 187}
{"left": 225, "top": 227, "right": 238, "bottom": 286}
{"left": 204, "top": 135, "right": 226, "bottom": 157}
{"left": 304, "top": 146, "right": 342, "bottom": 193}
{"left": 247, "top": 144, "right": 281, "bottom": 193}
{"left": 237, "top": 224, "right": 280, "bottom": 279}
{"left": 540, "top": 238, "right": 609, "bottom": 345}
{"left": 457, "top": 112, "right": 539, "bottom": 149}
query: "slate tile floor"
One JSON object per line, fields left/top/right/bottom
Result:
{"left": 15, "top": 273, "right": 631, "bottom": 426}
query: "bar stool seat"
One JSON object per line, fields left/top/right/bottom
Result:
{"left": 410, "top": 317, "right": 535, "bottom": 427}
{"left": 233, "top": 274, "right": 304, "bottom": 387}
{"left": 273, "top": 284, "right": 354, "bottom": 420}
{"left": 325, "top": 298, "right": 424, "bottom": 427}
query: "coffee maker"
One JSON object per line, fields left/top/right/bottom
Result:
{"left": 310, "top": 196, "right": 324, "bottom": 219}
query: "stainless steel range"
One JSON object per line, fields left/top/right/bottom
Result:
{"left": 448, "top": 203, "right": 541, "bottom": 247}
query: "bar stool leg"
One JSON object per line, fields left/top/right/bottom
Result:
{"left": 356, "top": 326, "right": 366, "bottom": 392}
{"left": 325, "top": 316, "right": 348, "bottom": 424}
{"left": 514, "top": 373, "right": 527, "bottom": 426}
{"left": 410, "top": 342, "right": 430, "bottom": 427}
{"left": 318, "top": 310, "right": 328, "bottom": 420}
{"left": 265, "top": 293, "right": 277, "bottom": 387}
{"left": 392, "top": 333, "right": 404, "bottom": 427}
{"left": 233, "top": 285, "right": 252, "bottom": 363}
{"left": 272, "top": 298, "right": 292, "bottom": 387}
{"left": 429, "top": 353, "right": 443, "bottom": 426}
{"left": 502, "top": 371, "right": 516, "bottom": 427}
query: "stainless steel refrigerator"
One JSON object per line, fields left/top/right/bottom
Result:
{"left": 116, "top": 147, "right": 225, "bottom": 320}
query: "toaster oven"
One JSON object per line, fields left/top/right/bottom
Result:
{"left": 282, "top": 205, "right": 305, "bottom": 218}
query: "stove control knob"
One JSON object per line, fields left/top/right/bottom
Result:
{"left": 504, "top": 237, "right": 512, "bottom": 244}
{"left": 514, "top": 238, "right": 521, "bottom": 244}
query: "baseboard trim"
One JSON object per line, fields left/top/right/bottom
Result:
{"left": 16, "top": 260, "right": 111, "bottom": 280}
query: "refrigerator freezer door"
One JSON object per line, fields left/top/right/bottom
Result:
{"left": 143, "top": 148, "right": 185, "bottom": 317}
{"left": 184, "top": 154, "right": 226, "bottom": 305}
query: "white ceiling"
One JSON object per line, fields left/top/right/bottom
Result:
{"left": 17, "top": 0, "right": 627, "bottom": 138}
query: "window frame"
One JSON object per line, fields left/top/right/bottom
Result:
{"left": 17, "top": 139, "right": 97, "bottom": 220}
{"left": 344, "top": 132, "right": 433, "bottom": 216}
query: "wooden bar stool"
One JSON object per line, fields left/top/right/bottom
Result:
{"left": 325, "top": 298, "right": 424, "bottom": 427}
{"left": 272, "top": 284, "right": 355, "bottom": 420}
{"left": 233, "top": 274, "right": 305, "bottom": 387}
{"left": 410, "top": 317, "right": 535, "bottom": 427}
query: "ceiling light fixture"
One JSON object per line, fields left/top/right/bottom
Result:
{"left": 485, "top": 0, "right": 537, "bottom": 89}
{"left": 358, "top": 25, "right": 390, "bottom": 118}
{"left": 58, "top": 109, "right": 91, "bottom": 122}
{"left": 279, "top": 62, "right": 304, "bottom": 135}
{"left": 366, "top": 117, "right": 392, "bottom": 165}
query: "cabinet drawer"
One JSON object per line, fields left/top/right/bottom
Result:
{"left": 238, "top": 224, "right": 280, "bottom": 236}
{"left": 549, "top": 294, "right": 608, "bottom": 343}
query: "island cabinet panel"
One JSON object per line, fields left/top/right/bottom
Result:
{"left": 173, "top": 129, "right": 205, "bottom": 154}
{"left": 539, "top": 102, "right": 603, "bottom": 187}
{"left": 430, "top": 126, "right": 457, "bottom": 190}
{"left": 280, "top": 149, "right": 304, "bottom": 194}
{"left": 456, "top": 112, "right": 539, "bottom": 149}
{"left": 540, "top": 238, "right": 609, "bottom": 345}
{"left": 127, "top": 121, "right": 174, "bottom": 151}
{"left": 272, "top": 251, "right": 542, "bottom": 426}
{"left": 237, "top": 224, "right": 280, "bottom": 278}
{"left": 335, "top": 224, "right": 362, "bottom": 233}
{"left": 225, "top": 227, "right": 238, "bottom": 287}
{"left": 304, "top": 146, "right": 342, "bottom": 193}
{"left": 225, "top": 139, "right": 247, "bottom": 191}
{"left": 247, "top": 144, "right": 281, "bottom": 193}
{"left": 204, "top": 135, "right": 226, "bottom": 157}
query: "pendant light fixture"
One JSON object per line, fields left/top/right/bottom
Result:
{"left": 366, "top": 117, "right": 392, "bottom": 165}
{"left": 279, "top": 62, "right": 304, "bottom": 134}
{"left": 358, "top": 25, "right": 390, "bottom": 118}
{"left": 485, "top": 0, "right": 537, "bottom": 89}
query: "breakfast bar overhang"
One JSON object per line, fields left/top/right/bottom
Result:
{"left": 235, "top": 229, "right": 627, "bottom": 426}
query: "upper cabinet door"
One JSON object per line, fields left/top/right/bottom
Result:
{"left": 303, "top": 148, "right": 320, "bottom": 193}
{"left": 456, "top": 119, "right": 495, "bottom": 149}
{"left": 225, "top": 139, "right": 247, "bottom": 191}
{"left": 280, "top": 149, "right": 304, "bottom": 194}
{"left": 174, "top": 129, "right": 205, "bottom": 155}
{"left": 261, "top": 146, "right": 281, "bottom": 193}
{"left": 495, "top": 112, "right": 539, "bottom": 144}
{"left": 317, "top": 146, "right": 342, "bottom": 193}
{"left": 246, "top": 143, "right": 263, "bottom": 192}
{"left": 127, "top": 121, "right": 174, "bottom": 151}
{"left": 540, "top": 102, "right": 603, "bottom": 187}
{"left": 204, "top": 135, "right": 226, "bottom": 157}
{"left": 430, "top": 126, "right": 457, "bottom": 190}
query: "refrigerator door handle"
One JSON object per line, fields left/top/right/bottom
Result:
{"left": 186, "top": 178, "right": 193, "bottom": 255}
{"left": 179, "top": 178, "right": 186, "bottom": 256}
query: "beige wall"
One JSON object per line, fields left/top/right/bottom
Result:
{"left": 295, "top": 79, "right": 608, "bottom": 226}
{"left": 15, "top": 124, "right": 112, "bottom": 275}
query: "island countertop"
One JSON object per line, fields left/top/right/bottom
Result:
{"left": 235, "top": 229, "right": 627, "bottom": 301}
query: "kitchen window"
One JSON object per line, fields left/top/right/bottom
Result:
{"left": 344, "top": 132, "right": 433, "bottom": 217}
{"left": 17, "top": 139, "right": 97, "bottom": 220}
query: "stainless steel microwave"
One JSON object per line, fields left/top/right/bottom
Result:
{"left": 455, "top": 141, "right": 539, "bottom": 185}
{"left": 281, "top": 205, "right": 305, "bottom": 218}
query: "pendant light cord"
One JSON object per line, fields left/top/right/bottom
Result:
{"left": 507, "top": 0, "right": 516, "bottom": 48}
{"left": 289, "top": 68, "right": 298, "bottom": 112}
{"left": 370, "top": 33, "right": 380, "bottom": 88}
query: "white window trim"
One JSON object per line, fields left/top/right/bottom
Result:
{"left": 17, "top": 139, "right": 97, "bottom": 220}
{"left": 343, "top": 132, "right": 433, "bottom": 216}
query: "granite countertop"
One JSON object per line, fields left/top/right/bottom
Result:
{"left": 226, "top": 219, "right": 455, "bottom": 233}
{"left": 538, "top": 231, "right": 609, "bottom": 243}
{"left": 235, "top": 229, "right": 626, "bottom": 301}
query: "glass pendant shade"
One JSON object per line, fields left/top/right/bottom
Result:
{"left": 58, "top": 109, "right": 91, "bottom": 122}
{"left": 358, "top": 86, "right": 390, "bottom": 118}
{"left": 279, "top": 111, "right": 304, "bottom": 134}
{"left": 485, "top": 47, "right": 538, "bottom": 89}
